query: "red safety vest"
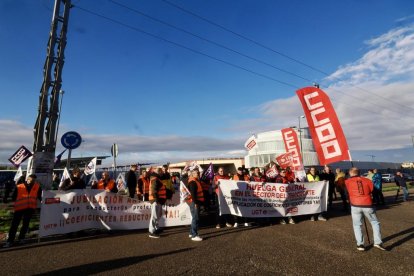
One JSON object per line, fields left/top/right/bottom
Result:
{"left": 345, "top": 176, "right": 373, "bottom": 207}
{"left": 14, "top": 183, "right": 40, "bottom": 211}
{"left": 187, "top": 177, "right": 205, "bottom": 203}
{"left": 149, "top": 177, "right": 166, "bottom": 201}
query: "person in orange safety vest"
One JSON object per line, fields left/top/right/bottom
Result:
{"left": 4, "top": 174, "right": 42, "bottom": 248}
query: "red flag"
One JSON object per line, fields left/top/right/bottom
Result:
{"left": 275, "top": 152, "right": 294, "bottom": 169}
{"left": 281, "top": 128, "right": 303, "bottom": 171}
{"left": 296, "top": 87, "right": 350, "bottom": 165}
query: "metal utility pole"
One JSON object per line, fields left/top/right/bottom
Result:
{"left": 29, "top": 0, "right": 71, "bottom": 189}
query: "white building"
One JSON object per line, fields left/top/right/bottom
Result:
{"left": 244, "top": 128, "right": 319, "bottom": 168}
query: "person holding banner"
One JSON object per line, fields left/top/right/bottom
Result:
{"left": 3, "top": 174, "right": 41, "bottom": 248}
{"left": 250, "top": 167, "right": 266, "bottom": 182}
{"left": 320, "top": 166, "right": 336, "bottom": 208}
{"left": 345, "top": 167, "right": 386, "bottom": 251}
{"left": 187, "top": 170, "right": 204, "bottom": 241}
{"left": 276, "top": 170, "right": 296, "bottom": 225}
{"left": 233, "top": 167, "right": 252, "bottom": 227}
{"left": 307, "top": 167, "right": 327, "bottom": 222}
{"left": 160, "top": 164, "right": 175, "bottom": 200}
{"left": 125, "top": 164, "right": 138, "bottom": 198}
{"left": 214, "top": 167, "right": 231, "bottom": 228}
{"left": 148, "top": 168, "right": 167, "bottom": 238}
{"left": 61, "top": 168, "right": 86, "bottom": 190}
{"left": 92, "top": 171, "right": 117, "bottom": 193}
{"left": 137, "top": 170, "right": 150, "bottom": 201}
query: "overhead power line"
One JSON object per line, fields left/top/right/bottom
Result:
{"left": 74, "top": 5, "right": 298, "bottom": 89}
{"left": 73, "top": 4, "right": 408, "bottom": 121}
{"left": 106, "top": 0, "right": 414, "bottom": 118}
{"left": 160, "top": 0, "right": 414, "bottom": 114}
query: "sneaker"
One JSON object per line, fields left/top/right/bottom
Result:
{"left": 310, "top": 216, "right": 315, "bottom": 222}
{"left": 244, "top": 222, "right": 251, "bottom": 227}
{"left": 318, "top": 215, "right": 327, "bottom": 221}
{"left": 356, "top": 245, "right": 365, "bottom": 251}
{"left": 191, "top": 236, "right": 203, "bottom": 242}
{"left": 288, "top": 218, "right": 296, "bottom": 225}
{"left": 215, "top": 224, "right": 221, "bottom": 229}
{"left": 2, "top": 242, "right": 12, "bottom": 248}
{"left": 148, "top": 233, "right": 160, "bottom": 239}
{"left": 189, "top": 234, "right": 192, "bottom": 238}
{"left": 374, "top": 244, "right": 387, "bottom": 251}
{"left": 226, "top": 223, "right": 233, "bottom": 228}
{"left": 279, "top": 219, "right": 287, "bottom": 225}
{"left": 233, "top": 223, "right": 238, "bottom": 228}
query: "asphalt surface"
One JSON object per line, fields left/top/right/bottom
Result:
{"left": 1, "top": 190, "right": 413, "bottom": 276}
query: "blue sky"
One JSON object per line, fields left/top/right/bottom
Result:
{"left": 1, "top": 0, "right": 414, "bottom": 166}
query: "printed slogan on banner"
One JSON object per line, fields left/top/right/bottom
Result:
{"left": 39, "top": 190, "right": 191, "bottom": 237}
{"left": 218, "top": 180, "right": 328, "bottom": 217}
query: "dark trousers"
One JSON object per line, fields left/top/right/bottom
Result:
{"left": 189, "top": 202, "right": 200, "bottom": 237}
{"left": 203, "top": 190, "right": 211, "bottom": 211}
{"left": 328, "top": 184, "right": 336, "bottom": 206}
{"left": 7, "top": 209, "right": 35, "bottom": 243}
{"left": 128, "top": 184, "right": 137, "bottom": 198}
{"left": 373, "top": 188, "right": 385, "bottom": 204}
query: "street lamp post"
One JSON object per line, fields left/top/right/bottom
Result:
{"left": 298, "top": 115, "right": 305, "bottom": 152}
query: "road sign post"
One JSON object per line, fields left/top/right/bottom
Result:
{"left": 61, "top": 131, "right": 82, "bottom": 169}
{"left": 111, "top": 143, "right": 119, "bottom": 179}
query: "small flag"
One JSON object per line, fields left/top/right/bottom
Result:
{"left": 116, "top": 173, "right": 127, "bottom": 192}
{"left": 59, "top": 167, "right": 70, "bottom": 189}
{"left": 179, "top": 181, "right": 191, "bottom": 204}
{"left": 54, "top": 149, "right": 67, "bottom": 166}
{"left": 200, "top": 163, "right": 214, "bottom": 182}
{"left": 14, "top": 166, "right": 23, "bottom": 182}
{"left": 8, "top": 145, "right": 32, "bottom": 167}
{"left": 84, "top": 157, "right": 97, "bottom": 175}
{"left": 87, "top": 173, "right": 98, "bottom": 187}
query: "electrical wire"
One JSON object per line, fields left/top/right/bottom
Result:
{"left": 160, "top": 0, "right": 414, "bottom": 114}
{"left": 73, "top": 4, "right": 408, "bottom": 121}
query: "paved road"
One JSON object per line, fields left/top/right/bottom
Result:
{"left": 1, "top": 191, "right": 413, "bottom": 275}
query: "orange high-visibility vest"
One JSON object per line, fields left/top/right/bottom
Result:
{"left": 140, "top": 176, "right": 150, "bottom": 194}
{"left": 149, "top": 177, "right": 167, "bottom": 201}
{"left": 14, "top": 183, "right": 40, "bottom": 211}
{"left": 97, "top": 179, "right": 115, "bottom": 192}
{"left": 187, "top": 177, "right": 205, "bottom": 203}
{"left": 233, "top": 174, "right": 249, "bottom": 181}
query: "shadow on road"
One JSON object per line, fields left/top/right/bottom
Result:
{"left": 33, "top": 247, "right": 194, "bottom": 275}
{"left": 383, "top": 226, "right": 414, "bottom": 250}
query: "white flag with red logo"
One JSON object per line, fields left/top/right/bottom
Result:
{"left": 296, "top": 87, "right": 350, "bottom": 165}
{"left": 265, "top": 164, "right": 279, "bottom": 179}
{"left": 275, "top": 152, "right": 294, "bottom": 169}
{"left": 244, "top": 135, "right": 258, "bottom": 151}
{"left": 281, "top": 128, "right": 304, "bottom": 171}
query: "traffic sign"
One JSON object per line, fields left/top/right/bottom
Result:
{"left": 61, "top": 131, "right": 82, "bottom": 150}
{"left": 111, "top": 143, "right": 119, "bottom": 157}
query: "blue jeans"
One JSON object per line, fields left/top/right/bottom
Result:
{"left": 401, "top": 187, "right": 409, "bottom": 201}
{"left": 351, "top": 206, "right": 383, "bottom": 245}
{"left": 149, "top": 202, "right": 162, "bottom": 234}
{"left": 189, "top": 202, "right": 199, "bottom": 237}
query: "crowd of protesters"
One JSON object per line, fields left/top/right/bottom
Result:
{"left": 1, "top": 163, "right": 411, "bottom": 249}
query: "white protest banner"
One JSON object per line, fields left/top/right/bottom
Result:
{"left": 14, "top": 166, "right": 23, "bottom": 182}
{"left": 39, "top": 190, "right": 191, "bottom": 237}
{"left": 244, "top": 135, "right": 258, "bottom": 151}
{"left": 84, "top": 157, "right": 97, "bottom": 175}
{"left": 218, "top": 180, "right": 328, "bottom": 217}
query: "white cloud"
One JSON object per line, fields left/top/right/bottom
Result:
{"left": 235, "top": 24, "right": 414, "bottom": 156}
{"left": 0, "top": 119, "right": 246, "bottom": 165}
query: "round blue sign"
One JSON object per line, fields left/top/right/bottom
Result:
{"left": 61, "top": 131, "right": 82, "bottom": 150}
